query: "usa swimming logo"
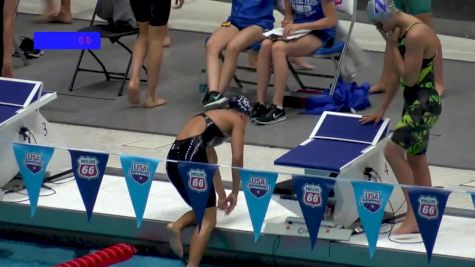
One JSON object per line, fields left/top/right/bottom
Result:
{"left": 418, "top": 195, "right": 439, "bottom": 220}
{"left": 77, "top": 156, "right": 99, "bottom": 180}
{"left": 360, "top": 190, "right": 382, "bottom": 213}
{"left": 24, "top": 152, "right": 42, "bottom": 174}
{"left": 374, "top": 0, "right": 388, "bottom": 14}
{"left": 188, "top": 169, "right": 207, "bottom": 193}
{"left": 302, "top": 184, "right": 322, "bottom": 208}
{"left": 129, "top": 161, "right": 149, "bottom": 185}
{"left": 248, "top": 176, "right": 270, "bottom": 199}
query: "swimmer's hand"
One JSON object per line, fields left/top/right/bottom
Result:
{"left": 174, "top": 0, "right": 185, "bottom": 9}
{"left": 223, "top": 192, "right": 238, "bottom": 215}
{"left": 378, "top": 27, "right": 400, "bottom": 47}
{"left": 217, "top": 196, "right": 227, "bottom": 210}
{"left": 360, "top": 110, "right": 384, "bottom": 124}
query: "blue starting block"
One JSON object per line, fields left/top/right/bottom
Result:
{"left": 273, "top": 111, "right": 405, "bottom": 229}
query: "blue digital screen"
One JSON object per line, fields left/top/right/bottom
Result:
{"left": 34, "top": 32, "right": 101, "bottom": 50}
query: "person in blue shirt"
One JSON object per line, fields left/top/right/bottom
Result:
{"left": 253, "top": 0, "right": 337, "bottom": 125}
{"left": 202, "top": 0, "right": 276, "bottom": 110}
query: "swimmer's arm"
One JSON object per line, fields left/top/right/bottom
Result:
{"left": 292, "top": 0, "right": 337, "bottom": 31}
{"left": 392, "top": 32, "right": 425, "bottom": 87}
{"left": 207, "top": 147, "right": 226, "bottom": 200}
{"left": 230, "top": 123, "right": 245, "bottom": 195}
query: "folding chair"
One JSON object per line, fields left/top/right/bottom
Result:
{"left": 69, "top": 1, "right": 146, "bottom": 96}
{"left": 289, "top": 0, "right": 357, "bottom": 95}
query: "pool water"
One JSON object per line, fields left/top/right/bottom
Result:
{"left": 0, "top": 239, "right": 222, "bottom": 267}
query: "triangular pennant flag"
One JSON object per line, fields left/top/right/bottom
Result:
{"left": 292, "top": 175, "right": 335, "bottom": 250}
{"left": 12, "top": 143, "right": 55, "bottom": 218}
{"left": 69, "top": 149, "right": 109, "bottom": 221}
{"left": 240, "top": 169, "right": 278, "bottom": 242}
{"left": 120, "top": 154, "right": 160, "bottom": 228}
{"left": 408, "top": 187, "right": 451, "bottom": 263}
{"left": 471, "top": 192, "right": 475, "bottom": 209}
{"left": 352, "top": 181, "right": 393, "bottom": 258}
{"left": 177, "top": 161, "right": 217, "bottom": 230}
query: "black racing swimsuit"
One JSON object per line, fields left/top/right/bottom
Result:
{"left": 166, "top": 113, "right": 229, "bottom": 208}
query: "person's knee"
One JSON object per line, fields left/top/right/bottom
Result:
{"left": 205, "top": 38, "right": 222, "bottom": 56}
{"left": 260, "top": 39, "right": 273, "bottom": 51}
{"left": 271, "top": 41, "right": 287, "bottom": 57}
{"left": 225, "top": 40, "right": 245, "bottom": 56}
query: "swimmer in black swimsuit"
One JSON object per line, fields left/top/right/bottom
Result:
{"left": 166, "top": 95, "right": 251, "bottom": 267}
{"left": 361, "top": 0, "right": 441, "bottom": 236}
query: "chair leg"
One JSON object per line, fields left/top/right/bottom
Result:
{"left": 14, "top": 39, "right": 28, "bottom": 66}
{"left": 88, "top": 50, "right": 111, "bottom": 81}
{"left": 288, "top": 60, "right": 306, "bottom": 89}
{"left": 69, "top": 50, "right": 86, "bottom": 91}
{"left": 118, "top": 54, "right": 133, "bottom": 96}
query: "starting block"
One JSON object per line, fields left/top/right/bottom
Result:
{"left": 267, "top": 111, "right": 405, "bottom": 239}
{"left": 0, "top": 77, "right": 69, "bottom": 189}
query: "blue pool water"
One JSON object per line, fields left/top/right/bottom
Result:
{"left": 0, "top": 239, "right": 222, "bottom": 267}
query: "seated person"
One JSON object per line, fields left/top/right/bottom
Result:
{"left": 248, "top": 0, "right": 315, "bottom": 70}
{"left": 252, "top": 0, "right": 337, "bottom": 125}
{"left": 202, "top": 0, "right": 276, "bottom": 110}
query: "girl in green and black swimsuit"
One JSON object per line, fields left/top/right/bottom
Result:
{"left": 361, "top": 0, "right": 441, "bottom": 236}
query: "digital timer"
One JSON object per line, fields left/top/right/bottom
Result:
{"left": 34, "top": 32, "right": 101, "bottom": 50}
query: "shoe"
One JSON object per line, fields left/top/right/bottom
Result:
{"left": 254, "top": 104, "right": 286, "bottom": 125}
{"left": 251, "top": 102, "right": 268, "bottom": 122}
{"left": 202, "top": 91, "right": 227, "bottom": 110}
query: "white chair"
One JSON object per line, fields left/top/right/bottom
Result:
{"left": 289, "top": 0, "right": 358, "bottom": 95}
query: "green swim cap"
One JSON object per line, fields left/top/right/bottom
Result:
{"left": 366, "top": 0, "right": 398, "bottom": 22}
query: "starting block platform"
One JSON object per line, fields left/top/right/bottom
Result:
{"left": 273, "top": 111, "right": 405, "bottom": 229}
{"left": 0, "top": 77, "right": 68, "bottom": 189}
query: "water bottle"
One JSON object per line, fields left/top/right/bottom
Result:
{"left": 198, "top": 68, "right": 208, "bottom": 99}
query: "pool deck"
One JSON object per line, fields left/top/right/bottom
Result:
{"left": 1, "top": 174, "right": 474, "bottom": 267}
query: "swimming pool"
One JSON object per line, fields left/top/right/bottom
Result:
{"left": 0, "top": 238, "right": 223, "bottom": 267}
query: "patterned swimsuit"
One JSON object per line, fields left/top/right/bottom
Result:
{"left": 391, "top": 22, "right": 442, "bottom": 155}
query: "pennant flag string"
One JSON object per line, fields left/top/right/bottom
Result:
{"left": 3, "top": 140, "right": 475, "bottom": 195}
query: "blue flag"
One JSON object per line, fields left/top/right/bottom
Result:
{"left": 69, "top": 149, "right": 109, "bottom": 221}
{"left": 352, "top": 181, "right": 393, "bottom": 258}
{"left": 178, "top": 161, "right": 217, "bottom": 230}
{"left": 120, "top": 154, "right": 160, "bottom": 228}
{"left": 12, "top": 143, "right": 55, "bottom": 218}
{"left": 292, "top": 175, "right": 335, "bottom": 250}
{"left": 471, "top": 193, "right": 475, "bottom": 209}
{"left": 408, "top": 187, "right": 451, "bottom": 263}
{"left": 240, "top": 169, "right": 277, "bottom": 242}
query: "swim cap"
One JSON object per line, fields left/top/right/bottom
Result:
{"left": 366, "top": 0, "right": 398, "bottom": 23}
{"left": 227, "top": 95, "right": 251, "bottom": 117}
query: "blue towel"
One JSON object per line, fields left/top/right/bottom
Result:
{"left": 303, "top": 79, "right": 371, "bottom": 115}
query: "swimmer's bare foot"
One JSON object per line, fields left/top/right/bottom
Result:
{"left": 369, "top": 83, "right": 386, "bottom": 94}
{"left": 163, "top": 36, "right": 171, "bottom": 47}
{"left": 144, "top": 96, "right": 167, "bottom": 108}
{"left": 391, "top": 219, "right": 419, "bottom": 235}
{"left": 289, "top": 57, "right": 315, "bottom": 70}
{"left": 127, "top": 81, "right": 140, "bottom": 105}
{"left": 47, "top": 12, "right": 73, "bottom": 24}
{"left": 167, "top": 223, "right": 184, "bottom": 258}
